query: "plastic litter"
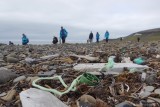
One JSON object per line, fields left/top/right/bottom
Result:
{"left": 79, "top": 73, "right": 99, "bottom": 86}
{"left": 134, "top": 57, "right": 145, "bottom": 65}
{"left": 32, "top": 75, "right": 82, "bottom": 96}
{"left": 105, "top": 57, "right": 115, "bottom": 70}
{"left": 20, "top": 88, "right": 68, "bottom": 107}
{"left": 33, "top": 73, "right": 100, "bottom": 96}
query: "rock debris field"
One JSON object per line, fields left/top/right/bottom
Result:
{"left": 0, "top": 41, "right": 160, "bottom": 107}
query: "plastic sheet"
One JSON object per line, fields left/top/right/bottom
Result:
{"left": 20, "top": 88, "right": 68, "bottom": 107}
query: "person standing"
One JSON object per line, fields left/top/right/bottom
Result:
{"left": 60, "top": 26, "right": 68, "bottom": 44}
{"left": 137, "top": 37, "right": 140, "bottom": 42}
{"left": 89, "top": 31, "right": 93, "bottom": 43}
{"left": 52, "top": 36, "right": 58, "bottom": 44}
{"left": 120, "top": 37, "right": 123, "bottom": 41}
{"left": 105, "top": 30, "right": 109, "bottom": 43}
{"left": 96, "top": 32, "right": 100, "bottom": 43}
{"left": 22, "top": 34, "right": 29, "bottom": 45}
{"left": 9, "top": 41, "right": 14, "bottom": 45}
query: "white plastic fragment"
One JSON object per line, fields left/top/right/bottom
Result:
{"left": 74, "top": 63, "right": 148, "bottom": 74}
{"left": 20, "top": 88, "right": 68, "bottom": 107}
{"left": 141, "top": 72, "right": 147, "bottom": 81}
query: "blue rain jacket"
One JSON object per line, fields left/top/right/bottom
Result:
{"left": 96, "top": 33, "right": 100, "bottom": 40}
{"left": 105, "top": 31, "right": 109, "bottom": 39}
{"left": 22, "top": 36, "right": 29, "bottom": 45}
{"left": 60, "top": 29, "right": 68, "bottom": 39}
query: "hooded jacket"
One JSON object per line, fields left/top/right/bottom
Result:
{"left": 60, "top": 29, "right": 68, "bottom": 39}
{"left": 96, "top": 33, "right": 100, "bottom": 39}
{"left": 22, "top": 34, "right": 29, "bottom": 45}
{"left": 105, "top": 31, "right": 109, "bottom": 39}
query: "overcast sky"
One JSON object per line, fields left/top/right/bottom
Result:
{"left": 0, "top": 0, "right": 160, "bottom": 43}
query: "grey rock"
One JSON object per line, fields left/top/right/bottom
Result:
{"left": 13, "top": 76, "right": 26, "bottom": 83}
{"left": 19, "top": 54, "right": 26, "bottom": 58}
{"left": 38, "top": 70, "right": 56, "bottom": 77}
{"left": 4, "top": 65, "right": 14, "bottom": 69}
{"left": 79, "top": 101, "right": 92, "bottom": 107}
{"left": 0, "top": 53, "right": 3, "bottom": 59}
{"left": 0, "top": 92, "right": 7, "bottom": 97}
{"left": 144, "top": 86, "right": 155, "bottom": 92}
{"left": 0, "top": 59, "right": 4, "bottom": 62}
{"left": 115, "top": 102, "right": 134, "bottom": 107}
{"left": 42, "top": 65, "right": 48, "bottom": 70}
{"left": 139, "top": 91, "right": 151, "bottom": 98}
{"left": 7, "top": 57, "right": 18, "bottom": 63}
{"left": 0, "top": 67, "right": 18, "bottom": 84}
{"left": 48, "top": 66, "right": 57, "bottom": 70}
{"left": 154, "top": 89, "right": 160, "bottom": 95}
{"left": 7, "top": 53, "right": 17, "bottom": 58}
{"left": 145, "top": 73, "right": 157, "bottom": 85}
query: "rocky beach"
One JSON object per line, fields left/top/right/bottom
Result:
{"left": 0, "top": 41, "right": 160, "bottom": 107}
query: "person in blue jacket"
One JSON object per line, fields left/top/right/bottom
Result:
{"left": 105, "top": 30, "right": 109, "bottom": 43}
{"left": 22, "top": 34, "right": 29, "bottom": 45}
{"left": 96, "top": 32, "right": 100, "bottom": 43}
{"left": 60, "top": 26, "right": 68, "bottom": 44}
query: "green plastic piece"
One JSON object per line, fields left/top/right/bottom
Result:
{"left": 79, "top": 73, "right": 100, "bottom": 86}
{"left": 134, "top": 57, "right": 145, "bottom": 65}
{"left": 105, "top": 57, "right": 115, "bottom": 70}
{"left": 32, "top": 75, "right": 82, "bottom": 96}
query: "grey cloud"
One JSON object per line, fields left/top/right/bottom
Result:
{"left": 0, "top": 0, "right": 160, "bottom": 43}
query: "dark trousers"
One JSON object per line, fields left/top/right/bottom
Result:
{"left": 62, "top": 36, "right": 66, "bottom": 43}
{"left": 22, "top": 43, "right": 27, "bottom": 45}
{"left": 106, "top": 38, "right": 108, "bottom": 43}
{"left": 96, "top": 39, "right": 99, "bottom": 43}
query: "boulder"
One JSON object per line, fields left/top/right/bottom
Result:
{"left": 0, "top": 67, "right": 18, "bottom": 84}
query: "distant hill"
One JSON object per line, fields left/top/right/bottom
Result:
{"left": 123, "top": 28, "right": 160, "bottom": 41}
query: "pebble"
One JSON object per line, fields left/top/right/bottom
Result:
{"left": 144, "top": 86, "right": 155, "bottom": 92}
{"left": 4, "top": 65, "right": 14, "bottom": 69}
{"left": 0, "top": 92, "right": 7, "bottom": 97}
{"left": 139, "top": 91, "right": 151, "bottom": 98}
{"left": 48, "top": 66, "right": 57, "bottom": 70}
{"left": 79, "top": 95, "right": 96, "bottom": 105}
{"left": 7, "top": 53, "right": 17, "bottom": 58}
{"left": 7, "top": 57, "right": 19, "bottom": 63}
{"left": 0, "top": 53, "right": 3, "bottom": 59}
{"left": 115, "top": 102, "right": 134, "bottom": 107}
{"left": 26, "top": 77, "right": 39, "bottom": 82}
{"left": 154, "top": 89, "right": 160, "bottom": 95}
{"left": 13, "top": 75, "right": 26, "bottom": 83}
{"left": 1, "top": 89, "right": 16, "bottom": 101}
{"left": 38, "top": 70, "right": 56, "bottom": 77}
{"left": 156, "top": 55, "right": 160, "bottom": 58}
{"left": 19, "top": 54, "right": 26, "bottom": 58}
{"left": 0, "top": 59, "right": 4, "bottom": 62}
